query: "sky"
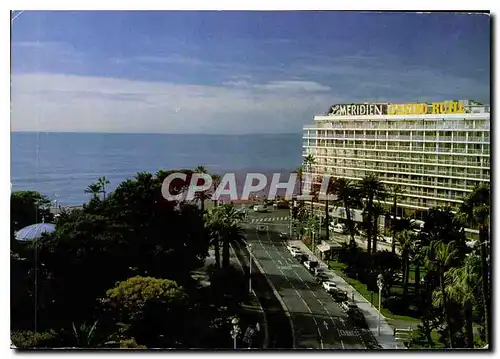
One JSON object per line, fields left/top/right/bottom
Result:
{"left": 11, "top": 11, "right": 491, "bottom": 134}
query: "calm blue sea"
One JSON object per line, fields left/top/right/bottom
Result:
{"left": 11, "top": 132, "right": 303, "bottom": 206}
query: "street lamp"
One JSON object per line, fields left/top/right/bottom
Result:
{"left": 248, "top": 244, "right": 253, "bottom": 294}
{"left": 377, "top": 274, "right": 384, "bottom": 336}
{"left": 230, "top": 317, "right": 241, "bottom": 349}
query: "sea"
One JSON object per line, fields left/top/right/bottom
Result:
{"left": 11, "top": 132, "right": 303, "bottom": 206}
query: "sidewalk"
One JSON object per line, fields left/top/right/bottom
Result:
{"left": 290, "top": 240, "right": 406, "bottom": 350}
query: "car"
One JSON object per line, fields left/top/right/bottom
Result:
{"left": 253, "top": 205, "right": 268, "bottom": 213}
{"left": 314, "top": 266, "right": 328, "bottom": 277}
{"left": 341, "top": 301, "right": 358, "bottom": 312}
{"left": 257, "top": 225, "right": 267, "bottom": 232}
{"left": 279, "top": 232, "right": 288, "bottom": 239}
{"left": 331, "top": 289, "right": 348, "bottom": 302}
{"left": 304, "top": 260, "right": 319, "bottom": 271}
{"left": 316, "top": 272, "right": 331, "bottom": 283}
{"left": 290, "top": 248, "right": 303, "bottom": 258}
{"left": 348, "top": 309, "right": 368, "bottom": 328}
{"left": 297, "top": 254, "right": 309, "bottom": 264}
{"left": 286, "top": 244, "right": 300, "bottom": 252}
{"left": 332, "top": 223, "right": 348, "bottom": 234}
{"left": 322, "top": 281, "right": 337, "bottom": 292}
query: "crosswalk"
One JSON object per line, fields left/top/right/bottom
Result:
{"left": 248, "top": 216, "right": 289, "bottom": 223}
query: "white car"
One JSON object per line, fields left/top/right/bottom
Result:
{"left": 286, "top": 244, "right": 300, "bottom": 252}
{"left": 341, "top": 301, "right": 358, "bottom": 312}
{"left": 290, "top": 248, "right": 304, "bottom": 258}
{"left": 332, "top": 223, "right": 348, "bottom": 234}
{"left": 322, "top": 281, "right": 337, "bottom": 292}
{"left": 304, "top": 260, "right": 318, "bottom": 271}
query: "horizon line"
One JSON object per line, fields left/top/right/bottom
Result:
{"left": 11, "top": 130, "right": 302, "bottom": 136}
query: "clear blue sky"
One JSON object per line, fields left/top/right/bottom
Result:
{"left": 11, "top": 11, "right": 491, "bottom": 134}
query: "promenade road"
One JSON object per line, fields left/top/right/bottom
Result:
{"left": 245, "top": 224, "right": 379, "bottom": 349}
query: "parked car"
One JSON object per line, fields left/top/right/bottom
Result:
{"left": 253, "top": 205, "right": 268, "bottom": 213}
{"left": 348, "top": 309, "right": 368, "bottom": 328}
{"left": 332, "top": 223, "right": 348, "bottom": 234}
{"left": 331, "top": 289, "right": 348, "bottom": 302}
{"left": 304, "top": 260, "right": 319, "bottom": 271}
{"left": 279, "top": 232, "right": 288, "bottom": 239}
{"left": 316, "top": 272, "right": 331, "bottom": 283}
{"left": 286, "top": 244, "right": 300, "bottom": 253}
{"left": 290, "top": 248, "right": 303, "bottom": 258}
{"left": 257, "top": 225, "right": 266, "bottom": 232}
{"left": 314, "top": 266, "right": 328, "bottom": 277}
{"left": 297, "top": 254, "right": 309, "bottom": 264}
{"left": 322, "top": 281, "right": 337, "bottom": 292}
{"left": 341, "top": 301, "right": 358, "bottom": 312}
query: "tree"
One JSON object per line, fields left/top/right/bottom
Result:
{"left": 97, "top": 176, "right": 111, "bottom": 200}
{"left": 321, "top": 176, "right": 336, "bottom": 243}
{"left": 85, "top": 183, "right": 102, "bottom": 200}
{"left": 11, "top": 191, "right": 53, "bottom": 231}
{"left": 331, "top": 178, "right": 361, "bottom": 246}
{"left": 371, "top": 202, "right": 385, "bottom": 253}
{"left": 397, "top": 230, "right": 416, "bottom": 298}
{"left": 389, "top": 184, "right": 404, "bottom": 253}
{"left": 211, "top": 174, "right": 222, "bottom": 207}
{"left": 303, "top": 154, "right": 316, "bottom": 216}
{"left": 101, "top": 276, "right": 189, "bottom": 348}
{"left": 205, "top": 204, "right": 245, "bottom": 269}
{"left": 457, "top": 183, "right": 490, "bottom": 343}
{"left": 294, "top": 167, "right": 303, "bottom": 200}
{"left": 358, "top": 175, "right": 385, "bottom": 255}
{"left": 427, "top": 240, "right": 460, "bottom": 348}
{"left": 442, "top": 254, "right": 481, "bottom": 348}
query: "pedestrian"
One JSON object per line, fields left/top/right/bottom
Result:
{"left": 255, "top": 322, "right": 260, "bottom": 332}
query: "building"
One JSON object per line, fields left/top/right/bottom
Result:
{"left": 302, "top": 100, "right": 490, "bottom": 236}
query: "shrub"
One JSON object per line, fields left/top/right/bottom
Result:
{"left": 11, "top": 330, "right": 59, "bottom": 348}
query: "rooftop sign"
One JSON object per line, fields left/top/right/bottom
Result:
{"left": 328, "top": 103, "right": 387, "bottom": 116}
{"left": 388, "top": 102, "right": 465, "bottom": 115}
{"left": 327, "top": 101, "right": 467, "bottom": 116}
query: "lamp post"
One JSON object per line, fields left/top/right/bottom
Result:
{"left": 230, "top": 317, "right": 241, "bottom": 349}
{"left": 248, "top": 244, "right": 253, "bottom": 294}
{"left": 377, "top": 273, "right": 384, "bottom": 336}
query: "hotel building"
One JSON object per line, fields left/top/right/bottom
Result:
{"left": 302, "top": 100, "right": 490, "bottom": 236}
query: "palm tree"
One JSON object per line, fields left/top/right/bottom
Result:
{"left": 195, "top": 165, "right": 208, "bottom": 174}
{"left": 322, "top": 177, "right": 335, "bottom": 243}
{"left": 303, "top": 154, "right": 316, "bottom": 217}
{"left": 442, "top": 254, "right": 481, "bottom": 348}
{"left": 294, "top": 166, "right": 303, "bottom": 199}
{"left": 389, "top": 184, "right": 404, "bottom": 253}
{"left": 306, "top": 215, "right": 320, "bottom": 253}
{"left": 427, "top": 240, "right": 460, "bottom": 348}
{"left": 211, "top": 174, "right": 222, "bottom": 207}
{"left": 457, "top": 183, "right": 490, "bottom": 342}
{"left": 371, "top": 202, "right": 385, "bottom": 253}
{"left": 195, "top": 190, "right": 212, "bottom": 213}
{"left": 397, "top": 230, "right": 416, "bottom": 298}
{"left": 410, "top": 233, "right": 427, "bottom": 296}
{"left": 97, "top": 176, "right": 110, "bottom": 200}
{"left": 331, "top": 178, "right": 361, "bottom": 246}
{"left": 85, "top": 183, "right": 101, "bottom": 200}
{"left": 206, "top": 204, "right": 245, "bottom": 269}
{"left": 359, "top": 175, "right": 385, "bottom": 255}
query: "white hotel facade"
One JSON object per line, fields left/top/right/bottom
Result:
{"left": 302, "top": 100, "right": 490, "bottom": 233}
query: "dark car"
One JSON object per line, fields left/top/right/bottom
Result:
{"left": 348, "top": 309, "right": 368, "bottom": 329}
{"left": 297, "top": 254, "right": 309, "bottom": 264}
{"left": 331, "top": 289, "right": 348, "bottom": 302}
{"left": 316, "top": 272, "right": 330, "bottom": 283}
